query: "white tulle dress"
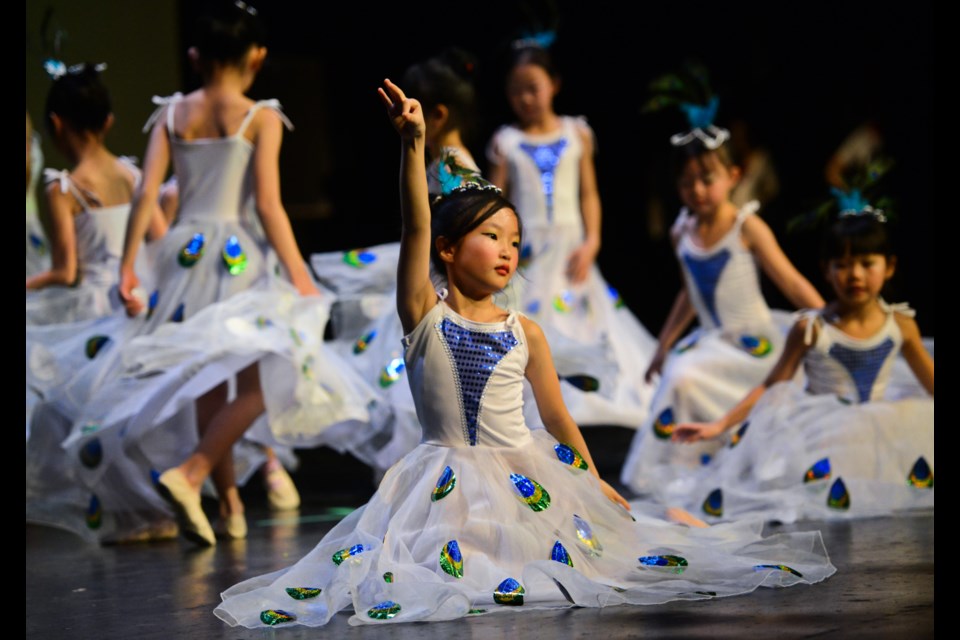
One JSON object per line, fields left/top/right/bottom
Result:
{"left": 25, "top": 96, "right": 379, "bottom": 542}
{"left": 649, "top": 302, "right": 934, "bottom": 523}
{"left": 212, "top": 295, "right": 835, "bottom": 628}
{"left": 620, "top": 203, "right": 793, "bottom": 495}
{"left": 487, "top": 116, "right": 658, "bottom": 430}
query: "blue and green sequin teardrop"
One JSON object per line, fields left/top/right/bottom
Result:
{"left": 510, "top": 473, "right": 551, "bottom": 512}
{"left": 260, "top": 610, "right": 295, "bottom": 625}
{"left": 638, "top": 555, "right": 688, "bottom": 574}
{"left": 343, "top": 249, "right": 377, "bottom": 267}
{"left": 740, "top": 334, "right": 773, "bottom": 357}
{"left": 285, "top": 587, "right": 321, "bottom": 600}
{"left": 367, "top": 601, "right": 401, "bottom": 620}
{"left": 550, "top": 541, "right": 574, "bottom": 567}
{"left": 178, "top": 233, "right": 205, "bottom": 267}
{"left": 84, "top": 335, "right": 111, "bottom": 359}
{"left": 439, "top": 540, "right": 463, "bottom": 578}
{"left": 804, "top": 458, "right": 831, "bottom": 483}
{"left": 554, "top": 443, "right": 589, "bottom": 470}
{"left": 431, "top": 466, "right": 456, "bottom": 502}
{"left": 702, "top": 488, "right": 723, "bottom": 517}
{"left": 493, "top": 578, "right": 525, "bottom": 606}
{"left": 754, "top": 564, "right": 803, "bottom": 578}
{"left": 908, "top": 457, "right": 933, "bottom": 488}
{"left": 332, "top": 544, "right": 365, "bottom": 565}
{"left": 353, "top": 330, "right": 376, "bottom": 354}
{"left": 652, "top": 407, "right": 675, "bottom": 440}
{"left": 827, "top": 478, "right": 850, "bottom": 510}
{"left": 222, "top": 235, "right": 247, "bottom": 275}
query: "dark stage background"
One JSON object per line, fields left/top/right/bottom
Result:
{"left": 26, "top": 1, "right": 935, "bottom": 336}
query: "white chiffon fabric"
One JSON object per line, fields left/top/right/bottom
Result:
{"left": 488, "top": 117, "right": 658, "bottom": 430}
{"left": 621, "top": 204, "right": 792, "bottom": 495}
{"left": 641, "top": 303, "right": 934, "bottom": 524}
{"left": 213, "top": 298, "right": 835, "bottom": 628}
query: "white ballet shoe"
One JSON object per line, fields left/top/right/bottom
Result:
{"left": 157, "top": 468, "right": 216, "bottom": 547}
{"left": 214, "top": 513, "right": 248, "bottom": 540}
{"left": 263, "top": 462, "right": 301, "bottom": 511}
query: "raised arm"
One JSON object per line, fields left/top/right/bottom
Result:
{"left": 566, "top": 121, "right": 601, "bottom": 284}
{"left": 26, "top": 181, "right": 79, "bottom": 290}
{"left": 742, "top": 215, "right": 825, "bottom": 310}
{"left": 673, "top": 318, "right": 811, "bottom": 443}
{"left": 895, "top": 314, "right": 934, "bottom": 396}
{"left": 119, "top": 116, "right": 172, "bottom": 315}
{"left": 249, "top": 108, "right": 317, "bottom": 296}
{"left": 521, "top": 316, "right": 630, "bottom": 510}
{"left": 379, "top": 79, "right": 436, "bottom": 334}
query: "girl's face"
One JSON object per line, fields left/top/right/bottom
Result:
{"left": 677, "top": 153, "right": 740, "bottom": 218}
{"left": 442, "top": 207, "right": 521, "bottom": 292}
{"left": 506, "top": 63, "right": 557, "bottom": 126}
{"left": 824, "top": 252, "right": 895, "bottom": 308}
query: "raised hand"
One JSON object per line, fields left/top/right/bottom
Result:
{"left": 377, "top": 79, "right": 424, "bottom": 141}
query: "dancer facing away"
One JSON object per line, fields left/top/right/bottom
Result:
{"left": 211, "top": 79, "right": 835, "bottom": 629}
{"left": 665, "top": 204, "right": 934, "bottom": 523}
{"left": 487, "top": 42, "right": 658, "bottom": 430}
{"left": 26, "top": 61, "right": 165, "bottom": 324}
{"left": 620, "top": 94, "right": 825, "bottom": 498}
{"left": 33, "top": 2, "right": 375, "bottom": 545}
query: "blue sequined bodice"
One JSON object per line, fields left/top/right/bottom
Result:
{"left": 404, "top": 302, "right": 531, "bottom": 448}
{"left": 682, "top": 250, "right": 731, "bottom": 328}
{"left": 438, "top": 317, "right": 519, "bottom": 445}
{"left": 828, "top": 339, "right": 896, "bottom": 403}
{"left": 520, "top": 139, "right": 569, "bottom": 222}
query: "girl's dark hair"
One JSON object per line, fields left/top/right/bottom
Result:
{"left": 44, "top": 64, "right": 111, "bottom": 135}
{"left": 430, "top": 190, "right": 522, "bottom": 275}
{"left": 193, "top": 1, "right": 266, "bottom": 67}
{"left": 507, "top": 44, "right": 559, "bottom": 79}
{"left": 670, "top": 138, "right": 739, "bottom": 181}
{"left": 820, "top": 214, "right": 894, "bottom": 262}
{"left": 402, "top": 49, "right": 479, "bottom": 140}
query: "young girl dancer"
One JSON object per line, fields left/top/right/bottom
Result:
{"left": 620, "top": 89, "right": 824, "bottom": 497}
{"left": 29, "top": 2, "right": 376, "bottom": 545}
{"left": 487, "top": 42, "right": 658, "bottom": 430}
{"left": 211, "top": 79, "right": 835, "bottom": 629}
{"left": 26, "top": 61, "right": 164, "bottom": 325}
{"left": 667, "top": 204, "right": 934, "bottom": 522}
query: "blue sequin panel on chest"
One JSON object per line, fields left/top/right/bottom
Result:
{"left": 682, "top": 249, "right": 731, "bottom": 327}
{"left": 438, "top": 317, "right": 519, "bottom": 445}
{"left": 520, "top": 139, "right": 569, "bottom": 222}
{"left": 828, "top": 337, "right": 895, "bottom": 403}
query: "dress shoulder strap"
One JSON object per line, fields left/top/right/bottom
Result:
{"left": 236, "top": 99, "right": 295, "bottom": 138}
{"left": 797, "top": 308, "right": 825, "bottom": 346}
{"left": 733, "top": 200, "right": 761, "bottom": 228}
{"left": 879, "top": 299, "right": 915, "bottom": 318}
{"left": 43, "top": 168, "right": 94, "bottom": 209}
{"left": 141, "top": 93, "right": 185, "bottom": 134}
